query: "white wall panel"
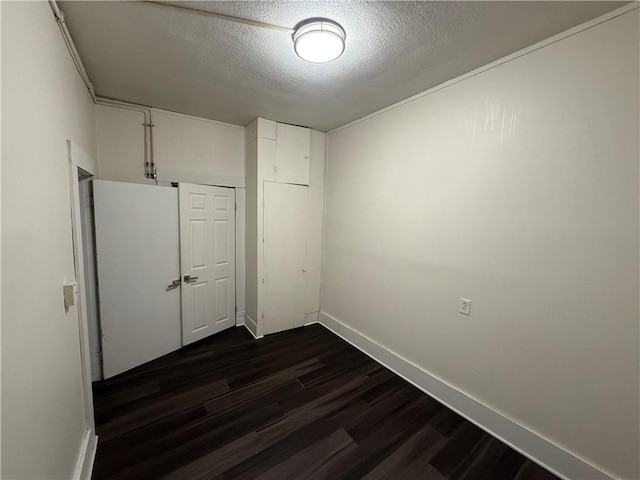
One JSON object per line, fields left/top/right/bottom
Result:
{"left": 95, "top": 105, "right": 151, "bottom": 184}
{"left": 323, "top": 10, "right": 639, "bottom": 480}
{"left": 152, "top": 109, "right": 244, "bottom": 183}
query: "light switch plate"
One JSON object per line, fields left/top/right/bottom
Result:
{"left": 459, "top": 298, "right": 471, "bottom": 316}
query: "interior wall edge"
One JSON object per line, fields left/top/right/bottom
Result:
{"left": 243, "top": 314, "right": 262, "bottom": 339}
{"left": 74, "top": 430, "right": 97, "bottom": 480}
{"left": 327, "top": 2, "right": 639, "bottom": 136}
{"left": 318, "top": 311, "right": 616, "bottom": 480}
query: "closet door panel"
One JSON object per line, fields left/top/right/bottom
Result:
{"left": 263, "top": 182, "right": 307, "bottom": 335}
{"left": 275, "top": 123, "right": 310, "bottom": 185}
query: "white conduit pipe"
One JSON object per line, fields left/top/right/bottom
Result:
{"left": 48, "top": 0, "right": 95, "bottom": 102}
{"left": 48, "top": 0, "right": 157, "bottom": 180}
{"left": 144, "top": 1, "right": 294, "bottom": 34}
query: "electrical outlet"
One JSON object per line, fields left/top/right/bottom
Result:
{"left": 459, "top": 298, "right": 471, "bottom": 316}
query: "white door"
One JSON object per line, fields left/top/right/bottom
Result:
{"left": 179, "top": 183, "right": 236, "bottom": 345}
{"left": 94, "top": 180, "right": 182, "bottom": 378}
{"left": 263, "top": 182, "right": 308, "bottom": 335}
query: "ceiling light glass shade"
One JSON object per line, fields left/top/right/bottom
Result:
{"left": 293, "top": 19, "right": 346, "bottom": 63}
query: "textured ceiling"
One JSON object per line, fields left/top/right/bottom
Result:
{"left": 60, "top": 1, "right": 627, "bottom": 131}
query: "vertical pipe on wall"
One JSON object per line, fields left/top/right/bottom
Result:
{"left": 94, "top": 97, "right": 156, "bottom": 180}
{"left": 148, "top": 110, "right": 156, "bottom": 180}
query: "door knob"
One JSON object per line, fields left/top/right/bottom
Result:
{"left": 166, "top": 278, "right": 181, "bottom": 291}
{"left": 184, "top": 275, "right": 199, "bottom": 283}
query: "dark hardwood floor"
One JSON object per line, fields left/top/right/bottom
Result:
{"left": 92, "top": 324, "right": 559, "bottom": 480}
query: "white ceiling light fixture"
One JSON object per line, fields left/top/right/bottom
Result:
{"left": 145, "top": 4, "right": 346, "bottom": 65}
{"left": 293, "top": 19, "right": 346, "bottom": 64}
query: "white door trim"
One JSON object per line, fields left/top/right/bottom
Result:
{"left": 66, "top": 140, "right": 98, "bottom": 478}
{"left": 72, "top": 429, "right": 98, "bottom": 480}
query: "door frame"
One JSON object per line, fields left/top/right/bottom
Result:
{"left": 78, "top": 178, "right": 102, "bottom": 382}
{"left": 67, "top": 140, "right": 98, "bottom": 479}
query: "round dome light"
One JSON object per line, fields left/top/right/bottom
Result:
{"left": 293, "top": 19, "right": 346, "bottom": 63}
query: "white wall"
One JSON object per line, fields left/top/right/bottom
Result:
{"left": 1, "top": 2, "right": 97, "bottom": 478}
{"left": 95, "top": 105, "right": 149, "bottom": 184}
{"left": 322, "top": 9, "right": 639, "bottom": 480}
{"left": 95, "top": 105, "right": 244, "bottom": 185}
{"left": 152, "top": 110, "right": 244, "bottom": 186}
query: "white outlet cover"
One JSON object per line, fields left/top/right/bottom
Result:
{"left": 460, "top": 298, "right": 471, "bottom": 316}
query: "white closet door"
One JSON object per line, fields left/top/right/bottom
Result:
{"left": 179, "top": 183, "right": 236, "bottom": 345}
{"left": 263, "top": 182, "right": 307, "bottom": 335}
{"left": 94, "top": 180, "right": 181, "bottom": 379}
{"left": 275, "top": 123, "right": 310, "bottom": 185}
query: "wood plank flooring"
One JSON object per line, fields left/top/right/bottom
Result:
{"left": 92, "top": 324, "right": 560, "bottom": 480}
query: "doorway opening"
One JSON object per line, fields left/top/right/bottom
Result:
{"left": 78, "top": 175, "right": 103, "bottom": 381}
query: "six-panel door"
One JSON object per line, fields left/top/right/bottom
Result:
{"left": 179, "top": 183, "right": 236, "bottom": 345}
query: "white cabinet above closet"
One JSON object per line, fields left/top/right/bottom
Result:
{"left": 275, "top": 123, "right": 310, "bottom": 185}
{"left": 247, "top": 118, "right": 311, "bottom": 187}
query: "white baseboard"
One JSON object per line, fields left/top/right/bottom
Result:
{"left": 304, "top": 311, "right": 319, "bottom": 325}
{"left": 235, "top": 310, "right": 246, "bottom": 326}
{"left": 319, "top": 311, "right": 614, "bottom": 480}
{"left": 243, "top": 314, "right": 263, "bottom": 339}
{"left": 73, "top": 429, "right": 97, "bottom": 480}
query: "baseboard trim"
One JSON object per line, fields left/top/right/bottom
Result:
{"left": 235, "top": 310, "right": 246, "bottom": 326}
{"left": 304, "top": 311, "right": 319, "bottom": 326}
{"left": 73, "top": 429, "right": 97, "bottom": 480}
{"left": 318, "top": 311, "right": 614, "bottom": 480}
{"left": 244, "top": 314, "right": 263, "bottom": 339}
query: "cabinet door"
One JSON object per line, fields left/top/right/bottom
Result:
{"left": 276, "top": 123, "right": 310, "bottom": 185}
{"left": 263, "top": 182, "right": 308, "bottom": 335}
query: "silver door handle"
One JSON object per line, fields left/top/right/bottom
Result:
{"left": 166, "top": 278, "right": 181, "bottom": 291}
{"left": 184, "top": 275, "right": 199, "bottom": 283}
